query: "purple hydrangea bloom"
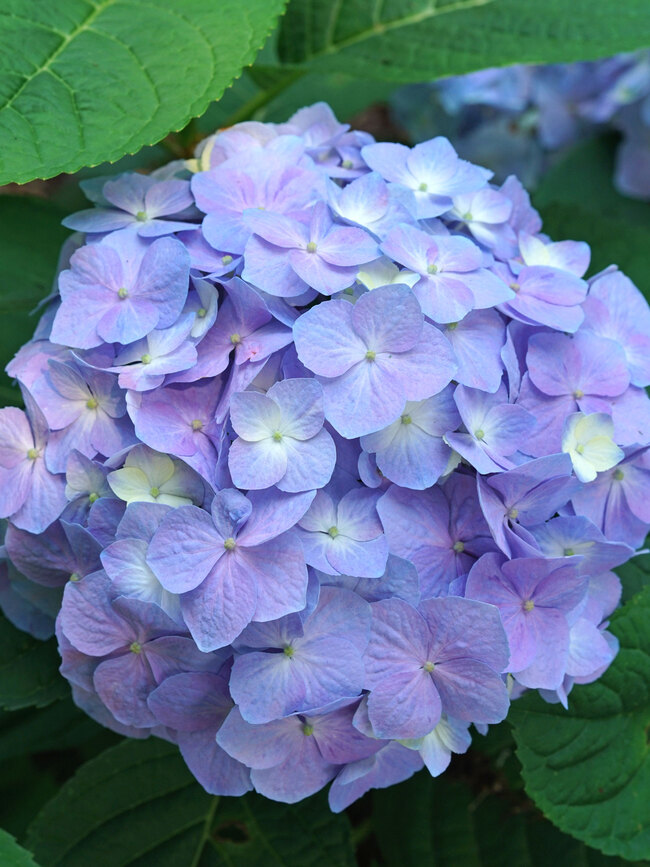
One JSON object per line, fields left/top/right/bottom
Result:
{"left": 63, "top": 174, "right": 197, "bottom": 237}
{"left": 381, "top": 223, "right": 513, "bottom": 323}
{"left": 294, "top": 284, "right": 457, "bottom": 438}
{"left": 363, "top": 596, "right": 509, "bottom": 739}
{"left": 229, "top": 587, "right": 370, "bottom": 724}
{"left": 242, "top": 202, "right": 379, "bottom": 297}
{"left": 228, "top": 378, "right": 336, "bottom": 492}
{"left": 445, "top": 383, "right": 537, "bottom": 474}
{"left": 377, "top": 474, "right": 498, "bottom": 598}
{"left": 50, "top": 233, "right": 190, "bottom": 349}
{"left": 362, "top": 138, "right": 489, "bottom": 218}
{"left": 147, "top": 488, "right": 314, "bottom": 650}
{"left": 494, "top": 260, "right": 588, "bottom": 333}
{"left": 360, "top": 386, "right": 459, "bottom": 489}
{"left": 217, "top": 701, "right": 378, "bottom": 803}
{"left": 148, "top": 671, "right": 252, "bottom": 795}
{"left": 0, "top": 390, "right": 66, "bottom": 533}
{"left": 297, "top": 488, "right": 389, "bottom": 578}
{"left": 466, "top": 553, "right": 587, "bottom": 688}
{"left": 3, "top": 100, "right": 648, "bottom": 810}
{"left": 33, "top": 360, "right": 135, "bottom": 473}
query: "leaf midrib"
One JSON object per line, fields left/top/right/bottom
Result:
{"left": 296, "top": 0, "right": 496, "bottom": 61}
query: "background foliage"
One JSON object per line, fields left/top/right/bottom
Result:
{"left": 0, "top": 0, "right": 649, "bottom": 863}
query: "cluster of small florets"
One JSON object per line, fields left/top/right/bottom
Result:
{"left": 392, "top": 51, "right": 650, "bottom": 196}
{"left": 1, "top": 102, "right": 649, "bottom": 811}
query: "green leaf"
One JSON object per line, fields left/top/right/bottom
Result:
{"left": 0, "top": 0, "right": 287, "bottom": 185}
{"left": 510, "top": 587, "right": 650, "bottom": 861}
{"left": 615, "top": 538, "right": 650, "bottom": 603}
{"left": 278, "top": 0, "right": 650, "bottom": 82}
{"left": 0, "top": 697, "right": 114, "bottom": 762}
{"left": 533, "top": 136, "right": 650, "bottom": 295}
{"left": 0, "top": 196, "right": 69, "bottom": 405}
{"left": 0, "top": 828, "right": 40, "bottom": 867}
{"left": 373, "top": 772, "right": 647, "bottom": 867}
{"left": 27, "top": 737, "right": 355, "bottom": 867}
{"left": 0, "top": 614, "right": 68, "bottom": 710}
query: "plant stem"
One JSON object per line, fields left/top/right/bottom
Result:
{"left": 222, "top": 68, "right": 306, "bottom": 128}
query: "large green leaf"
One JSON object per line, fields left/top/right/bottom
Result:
{"left": 0, "top": 614, "right": 68, "bottom": 710}
{"left": 0, "top": 0, "right": 286, "bottom": 185}
{"left": 372, "top": 771, "right": 644, "bottom": 867}
{"left": 0, "top": 697, "right": 115, "bottom": 762}
{"left": 0, "top": 828, "right": 40, "bottom": 867}
{"left": 510, "top": 587, "right": 650, "bottom": 861}
{"left": 615, "top": 538, "right": 650, "bottom": 604}
{"left": 278, "top": 0, "right": 650, "bottom": 82}
{"left": 26, "top": 737, "right": 355, "bottom": 867}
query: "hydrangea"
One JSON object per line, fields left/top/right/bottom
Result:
{"left": 1, "top": 102, "right": 648, "bottom": 811}
{"left": 390, "top": 50, "right": 650, "bottom": 198}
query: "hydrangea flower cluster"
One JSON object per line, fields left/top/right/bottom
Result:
{"left": 391, "top": 50, "right": 650, "bottom": 196}
{"left": 1, "top": 102, "right": 649, "bottom": 811}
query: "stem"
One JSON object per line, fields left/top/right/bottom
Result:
{"left": 221, "top": 68, "right": 306, "bottom": 128}
{"left": 350, "top": 817, "right": 373, "bottom": 848}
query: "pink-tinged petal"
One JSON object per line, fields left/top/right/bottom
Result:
{"left": 320, "top": 360, "right": 404, "bottom": 439}
{"left": 245, "top": 210, "right": 310, "bottom": 249}
{"left": 306, "top": 587, "right": 370, "bottom": 649}
{"left": 242, "top": 235, "right": 307, "bottom": 298}
{"left": 179, "top": 729, "right": 252, "bottom": 796}
{"left": 147, "top": 505, "right": 223, "bottom": 593}
{"left": 364, "top": 598, "right": 430, "bottom": 685}
{"left": 433, "top": 659, "right": 509, "bottom": 723}
{"left": 293, "top": 299, "right": 367, "bottom": 376}
{"left": 513, "top": 609, "right": 569, "bottom": 690}
{"left": 421, "top": 596, "right": 509, "bottom": 671}
{"left": 445, "top": 309, "right": 505, "bottom": 393}
{"left": 351, "top": 284, "right": 423, "bottom": 354}
{"left": 94, "top": 652, "right": 156, "bottom": 728}
{"left": 239, "top": 488, "right": 316, "bottom": 546}
{"left": 317, "top": 226, "right": 379, "bottom": 266}
{"left": 217, "top": 708, "right": 299, "bottom": 768}
{"left": 50, "top": 286, "right": 115, "bottom": 349}
{"left": 181, "top": 555, "right": 258, "bottom": 651}
{"left": 0, "top": 407, "right": 33, "bottom": 467}
{"left": 251, "top": 738, "right": 336, "bottom": 804}
{"left": 337, "top": 488, "right": 383, "bottom": 541}
{"left": 13, "top": 458, "right": 67, "bottom": 533}
{"left": 367, "top": 670, "right": 442, "bottom": 739}
{"left": 144, "top": 179, "right": 193, "bottom": 217}
{"left": 278, "top": 430, "right": 336, "bottom": 492}
{"left": 228, "top": 436, "right": 288, "bottom": 490}
{"left": 289, "top": 248, "right": 359, "bottom": 295}
{"left": 392, "top": 324, "right": 458, "bottom": 401}
{"left": 504, "top": 292, "right": 585, "bottom": 333}
{"left": 362, "top": 142, "right": 414, "bottom": 187}
{"left": 60, "top": 573, "right": 129, "bottom": 655}
{"left": 0, "top": 462, "right": 31, "bottom": 520}
{"left": 380, "top": 224, "right": 430, "bottom": 273}
{"left": 573, "top": 332, "right": 630, "bottom": 397}
{"left": 412, "top": 274, "right": 475, "bottom": 324}
{"left": 238, "top": 534, "right": 308, "bottom": 622}
{"left": 327, "top": 534, "right": 389, "bottom": 578}
{"left": 565, "top": 619, "right": 615, "bottom": 678}
{"left": 268, "top": 378, "right": 325, "bottom": 440}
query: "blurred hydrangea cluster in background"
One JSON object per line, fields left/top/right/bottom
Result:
{"left": 391, "top": 51, "right": 650, "bottom": 197}
{"left": 0, "top": 101, "right": 649, "bottom": 811}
